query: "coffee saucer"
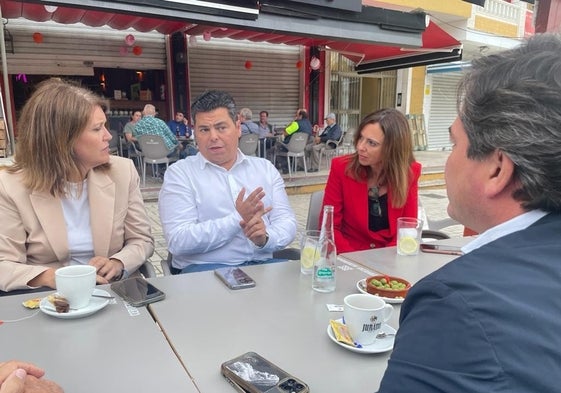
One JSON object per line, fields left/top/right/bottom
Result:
{"left": 40, "top": 289, "right": 110, "bottom": 319}
{"left": 327, "top": 318, "right": 396, "bottom": 354}
{"left": 356, "top": 279, "right": 405, "bottom": 304}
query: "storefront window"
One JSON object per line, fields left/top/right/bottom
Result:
{"left": 329, "top": 53, "right": 397, "bottom": 132}
{"left": 329, "top": 53, "right": 361, "bottom": 132}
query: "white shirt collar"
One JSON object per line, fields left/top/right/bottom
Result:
{"left": 462, "top": 210, "right": 549, "bottom": 254}
{"left": 196, "top": 150, "right": 248, "bottom": 171}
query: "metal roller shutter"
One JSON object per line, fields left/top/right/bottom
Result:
{"left": 5, "top": 19, "right": 166, "bottom": 75}
{"left": 426, "top": 71, "right": 463, "bottom": 150}
{"left": 188, "top": 38, "right": 300, "bottom": 127}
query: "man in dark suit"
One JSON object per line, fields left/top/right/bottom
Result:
{"left": 306, "top": 112, "right": 342, "bottom": 172}
{"left": 378, "top": 33, "right": 561, "bottom": 393}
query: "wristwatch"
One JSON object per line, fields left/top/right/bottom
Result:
{"left": 257, "top": 232, "right": 269, "bottom": 249}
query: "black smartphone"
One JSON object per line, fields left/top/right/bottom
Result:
{"left": 221, "top": 352, "right": 309, "bottom": 393}
{"left": 420, "top": 243, "right": 463, "bottom": 256}
{"left": 214, "top": 267, "right": 256, "bottom": 290}
{"left": 110, "top": 277, "right": 166, "bottom": 307}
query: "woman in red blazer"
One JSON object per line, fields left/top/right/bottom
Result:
{"left": 322, "top": 109, "right": 421, "bottom": 253}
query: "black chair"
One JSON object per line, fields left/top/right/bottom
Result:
{"left": 421, "top": 229, "right": 450, "bottom": 241}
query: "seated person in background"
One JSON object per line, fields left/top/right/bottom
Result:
{"left": 135, "top": 104, "right": 182, "bottom": 159}
{"left": 180, "top": 115, "right": 199, "bottom": 157}
{"left": 256, "top": 110, "right": 273, "bottom": 134}
{"left": 167, "top": 110, "right": 188, "bottom": 137}
{"left": 158, "top": 90, "right": 297, "bottom": 274}
{"left": 0, "top": 360, "right": 63, "bottom": 393}
{"left": 378, "top": 33, "right": 561, "bottom": 393}
{"left": 255, "top": 110, "right": 275, "bottom": 159}
{"left": 306, "top": 112, "right": 342, "bottom": 172}
{"left": 0, "top": 78, "right": 154, "bottom": 294}
{"left": 274, "top": 109, "right": 313, "bottom": 174}
{"left": 239, "top": 107, "right": 260, "bottom": 136}
{"left": 123, "top": 109, "right": 142, "bottom": 156}
{"left": 322, "top": 108, "right": 421, "bottom": 253}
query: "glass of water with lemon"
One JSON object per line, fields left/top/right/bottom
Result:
{"left": 300, "top": 230, "right": 321, "bottom": 274}
{"left": 397, "top": 217, "right": 423, "bottom": 256}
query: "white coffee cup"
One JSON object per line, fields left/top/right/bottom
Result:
{"left": 343, "top": 294, "right": 393, "bottom": 346}
{"left": 55, "top": 265, "right": 96, "bottom": 309}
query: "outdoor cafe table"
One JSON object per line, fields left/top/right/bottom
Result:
{"left": 0, "top": 287, "right": 198, "bottom": 393}
{"left": 338, "top": 237, "right": 472, "bottom": 286}
{"left": 147, "top": 260, "right": 398, "bottom": 393}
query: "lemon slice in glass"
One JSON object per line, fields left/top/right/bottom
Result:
{"left": 301, "top": 246, "right": 319, "bottom": 269}
{"left": 398, "top": 236, "right": 419, "bottom": 255}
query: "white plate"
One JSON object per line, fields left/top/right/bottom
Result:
{"left": 40, "top": 289, "right": 110, "bottom": 319}
{"left": 327, "top": 318, "right": 396, "bottom": 354}
{"left": 356, "top": 279, "right": 405, "bottom": 304}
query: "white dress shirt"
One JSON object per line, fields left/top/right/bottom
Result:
{"left": 158, "top": 151, "right": 297, "bottom": 269}
{"left": 61, "top": 181, "right": 94, "bottom": 265}
{"left": 462, "top": 210, "right": 548, "bottom": 254}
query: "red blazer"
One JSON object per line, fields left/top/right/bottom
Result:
{"left": 321, "top": 156, "right": 421, "bottom": 253}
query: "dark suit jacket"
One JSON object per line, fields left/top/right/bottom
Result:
{"left": 379, "top": 213, "right": 561, "bottom": 393}
{"left": 320, "top": 123, "right": 342, "bottom": 148}
{"left": 322, "top": 155, "right": 421, "bottom": 253}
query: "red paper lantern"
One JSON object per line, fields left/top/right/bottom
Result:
{"left": 310, "top": 56, "right": 321, "bottom": 70}
{"left": 125, "top": 34, "right": 136, "bottom": 46}
{"left": 132, "top": 46, "right": 143, "bottom": 56}
{"left": 32, "top": 32, "right": 43, "bottom": 44}
{"left": 296, "top": 60, "right": 303, "bottom": 69}
{"left": 244, "top": 60, "right": 252, "bottom": 70}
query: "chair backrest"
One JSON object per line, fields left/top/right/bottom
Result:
{"left": 238, "top": 133, "right": 259, "bottom": 156}
{"left": 306, "top": 190, "right": 325, "bottom": 231}
{"left": 109, "top": 129, "right": 120, "bottom": 155}
{"left": 343, "top": 128, "right": 355, "bottom": 144}
{"left": 333, "top": 129, "right": 345, "bottom": 144}
{"left": 138, "top": 135, "right": 170, "bottom": 160}
{"left": 286, "top": 132, "right": 309, "bottom": 153}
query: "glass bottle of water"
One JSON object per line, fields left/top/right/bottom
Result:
{"left": 312, "top": 205, "right": 337, "bottom": 293}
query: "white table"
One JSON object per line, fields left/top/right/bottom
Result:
{"left": 339, "top": 237, "right": 472, "bottom": 286}
{"left": 0, "top": 288, "right": 198, "bottom": 393}
{"left": 148, "top": 260, "right": 397, "bottom": 393}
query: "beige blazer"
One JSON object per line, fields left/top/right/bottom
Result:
{"left": 0, "top": 156, "right": 154, "bottom": 292}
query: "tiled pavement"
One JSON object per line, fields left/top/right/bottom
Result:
{"left": 142, "top": 151, "right": 459, "bottom": 276}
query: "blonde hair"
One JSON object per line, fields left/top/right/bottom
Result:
{"left": 346, "top": 108, "right": 414, "bottom": 207}
{"left": 6, "top": 78, "right": 109, "bottom": 197}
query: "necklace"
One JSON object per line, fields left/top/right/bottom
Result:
{"left": 368, "top": 186, "right": 382, "bottom": 217}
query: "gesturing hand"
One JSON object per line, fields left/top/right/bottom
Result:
{"left": 235, "top": 187, "right": 265, "bottom": 224}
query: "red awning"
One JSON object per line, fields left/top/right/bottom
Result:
{"left": 0, "top": 0, "right": 461, "bottom": 71}
{"left": 327, "top": 21, "right": 462, "bottom": 73}
{"left": 0, "top": 1, "right": 189, "bottom": 34}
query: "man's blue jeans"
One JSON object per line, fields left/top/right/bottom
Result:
{"left": 176, "top": 258, "right": 287, "bottom": 274}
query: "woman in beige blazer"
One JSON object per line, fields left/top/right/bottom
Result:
{"left": 0, "top": 79, "right": 154, "bottom": 293}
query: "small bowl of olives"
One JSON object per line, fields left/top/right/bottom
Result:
{"left": 366, "top": 275, "right": 411, "bottom": 299}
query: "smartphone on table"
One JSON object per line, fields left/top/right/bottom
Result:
{"left": 420, "top": 243, "right": 463, "bottom": 256}
{"left": 221, "top": 352, "right": 309, "bottom": 393}
{"left": 214, "top": 267, "right": 256, "bottom": 290}
{"left": 110, "top": 277, "right": 165, "bottom": 306}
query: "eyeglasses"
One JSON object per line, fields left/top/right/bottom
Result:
{"left": 368, "top": 187, "right": 382, "bottom": 217}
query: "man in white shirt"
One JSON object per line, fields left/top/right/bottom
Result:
{"left": 158, "top": 90, "right": 297, "bottom": 273}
